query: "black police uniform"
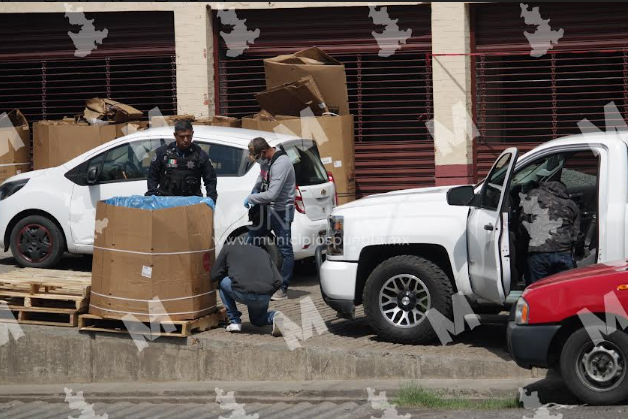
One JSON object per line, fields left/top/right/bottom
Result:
{"left": 146, "top": 142, "right": 218, "bottom": 202}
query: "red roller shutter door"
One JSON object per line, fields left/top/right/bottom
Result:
{"left": 0, "top": 11, "right": 177, "bottom": 124}
{"left": 214, "top": 5, "right": 434, "bottom": 196}
{"left": 472, "top": 3, "right": 628, "bottom": 179}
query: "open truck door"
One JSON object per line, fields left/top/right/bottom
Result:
{"left": 466, "top": 148, "right": 519, "bottom": 304}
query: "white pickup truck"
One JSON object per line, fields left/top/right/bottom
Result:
{"left": 317, "top": 132, "right": 624, "bottom": 344}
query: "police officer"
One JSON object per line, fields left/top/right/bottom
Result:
{"left": 146, "top": 120, "right": 218, "bottom": 202}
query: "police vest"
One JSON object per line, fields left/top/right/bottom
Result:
{"left": 157, "top": 145, "right": 203, "bottom": 197}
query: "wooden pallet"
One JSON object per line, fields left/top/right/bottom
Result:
{"left": 78, "top": 308, "right": 227, "bottom": 337}
{"left": 0, "top": 268, "right": 91, "bottom": 327}
{"left": 0, "top": 304, "right": 79, "bottom": 327}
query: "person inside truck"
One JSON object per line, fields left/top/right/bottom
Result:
{"left": 518, "top": 180, "right": 581, "bottom": 285}
{"left": 505, "top": 150, "right": 598, "bottom": 287}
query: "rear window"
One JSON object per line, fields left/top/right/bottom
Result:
{"left": 282, "top": 140, "right": 328, "bottom": 186}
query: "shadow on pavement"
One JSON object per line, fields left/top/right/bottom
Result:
{"left": 522, "top": 372, "right": 580, "bottom": 405}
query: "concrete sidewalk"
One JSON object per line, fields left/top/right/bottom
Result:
{"left": 0, "top": 378, "right": 569, "bottom": 404}
{"left": 0, "top": 254, "right": 546, "bottom": 384}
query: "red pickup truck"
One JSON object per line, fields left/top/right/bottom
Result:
{"left": 508, "top": 261, "right": 628, "bottom": 405}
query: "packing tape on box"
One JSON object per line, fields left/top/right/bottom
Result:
{"left": 92, "top": 246, "right": 215, "bottom": 256}
{"left": 88, "top": 303, "right": 217, "bottom": 317}
{"left": 90, "top": 290, "right": 216, "bottom": 302}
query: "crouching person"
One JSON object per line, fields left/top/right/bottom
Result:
{"left": 211, "top": 241, "right": 283, "bottom": 335}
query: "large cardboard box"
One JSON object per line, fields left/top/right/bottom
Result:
{"left": 90, "top": 201, "right": 216, "bottom": 322}
{"left": 255, "top": 76, "right": 328, "bottom": 117}
{"left": 0, "top": 110, "right": 31, "bottom": 182}
{"left": 243, "top": 114, "right": 356, "bottom": 204}
{"left": 33, "top": 120, "right": 146, "bottom": 169}
{"left": 264, "top": 47, "right": 349, "bottom": 115}
{"left": 84, "top": 98, "right": 143, "bottom": 123}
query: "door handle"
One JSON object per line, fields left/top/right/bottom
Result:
{"left": 484, "top": 223, "right": 494, "bottom": 231}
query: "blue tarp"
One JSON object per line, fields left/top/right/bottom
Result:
{"left": 103, "top": 195, "right": 215, "bottom": 210}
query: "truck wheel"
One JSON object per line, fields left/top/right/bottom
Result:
{"left": 10, "top": 215, "right": 65, "bottom": 268}
{"left": 237, "top": 232, "right": 282, "bottom": 271}
{"left": 560, "top": 328, "right": 628, "bottom": 405}
{"left": 363, "top": 255, "right": 453, "bottom": 344}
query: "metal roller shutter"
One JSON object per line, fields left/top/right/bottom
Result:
{"left": 0, "top": 12, "right": 177, "bottom": 124}
{"left": 472, "top": 3, "right": 628, "bottom": 179}
{"left": 214, "top": 5, "right": 433, "bottom": 196}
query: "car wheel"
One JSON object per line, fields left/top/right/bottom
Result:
{"left": 560, "top": 327, "right": 628, "bottom": 405}
{"left": 237, "top": 232, "right": 283, "bottom": 271}
{"left": 10, "top": 215, "right": 65, "bottom": 268}
{"left": 363, "top": 255, "right": 453, "bottom": 344}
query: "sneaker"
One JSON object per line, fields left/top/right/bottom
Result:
{"left": 271, "top": 289, "right": 288, "bottom": 301}
{"left": 271, "top": 312, "right": 283, "bottom": 337}
{"left": 225, "top": 323, "right": 242, "bottom": 332}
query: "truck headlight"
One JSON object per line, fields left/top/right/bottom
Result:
{"left": 0, "top": 179, "right": 28, "bottom": 201}
{"left": 327, "top": 215, "right": 344, "bottom": 256}
{"left": 514, "top": 297, "right": 529, "bottom": 325}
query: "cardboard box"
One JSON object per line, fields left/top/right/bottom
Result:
{"left": 90, "top": 201, "right": 216, "bottom": 322}
{"left": 150, "top": 114, "right": 196, "bottom": 128}
{"left": 255, "top": 76, "right": 329, "bottom": 117}
{"left": 197, "top": 116, "right": 241, "bottom": 128}
{"left": 0, "top": 110, "right": 31, "bottom": 182}
{"left": 264, "top": 47, "right": 349, "bottom": 115}
{"left": 0, "top": 163, "right": 31, "bottom": 184}
{"left": 242, "top": 114, "right": 355, "bottom": 203}
{"left": 84, "top": 98, "right": 143, "bottom": 123}
{"left": 151, "top": 115, "right": 241, "bottom": 128}
{"left": 33, "top": 120, "right": 144, "bottom": 169}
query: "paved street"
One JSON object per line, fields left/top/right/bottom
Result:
{"left": 2, "top": 400, "right": 628, "bottom": 419}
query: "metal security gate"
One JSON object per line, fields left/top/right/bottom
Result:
{"left": 0, "top": 12, "right": 177, "bottom": 124}
{"left": 472, "top": 3, "right": 628, "bottom": 179}
{"left": 214, "top": 5, "right": 433, "bottom": 196}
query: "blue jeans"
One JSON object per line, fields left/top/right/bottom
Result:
{"left": 247, "top": 206, "right": 295, "bottom": 291}
{"left": 527, "top": 252, "right": 576, "bottom": 286}
{"left": 218, "top": 277, "right": 276, "bottom": 326}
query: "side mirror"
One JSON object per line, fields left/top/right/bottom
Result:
{"left": 86, "top": 166, "right": 99, "bottom": 185}
{"left": 446, "top": 185, "right": 476, "bottom": 207}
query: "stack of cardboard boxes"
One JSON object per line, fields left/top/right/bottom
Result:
{"left": 33, "top": 98, "right": 148, "bottom": 170}
{"left": 242, "top": 47, "right": 356, "bottom": 205}
{"left": 0, "top": 110, "right": 31, "bottom": 183}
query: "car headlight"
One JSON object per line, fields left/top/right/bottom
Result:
{"left": 514, "top": 297, "right": 529, "bottom": 325}
{"left": 327, "top": 215, "right": 344, "bottom": 256}
{"left": 0, "top": 179, "right": 28, "bottom": 201}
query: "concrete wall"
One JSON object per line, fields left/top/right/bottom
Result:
{"left": 431, "top": 2, "right": 474, "bottom": 186}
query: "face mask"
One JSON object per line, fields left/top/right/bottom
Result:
{"left": 255, "top": 152, "right": 268, "bottom": 165}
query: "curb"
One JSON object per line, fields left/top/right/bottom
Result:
{"left": 0, "top": 324, "right": 545, "bottom": 384}
{"left": 0, "top": 378, "right": 571, "bottom": 405}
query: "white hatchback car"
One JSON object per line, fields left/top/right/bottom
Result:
{"left": 0, "top": 125, "right": 336, "bottom": 268}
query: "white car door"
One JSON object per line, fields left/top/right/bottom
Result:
{"left": 70, "top": 137, "right": 161, "bottom": 248}
{"left": 467, "top": 148, "right": 519, "bottom": 304}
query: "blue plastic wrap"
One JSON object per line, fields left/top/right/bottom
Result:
{"left": 103, "top": 195, "right": 215, "bottom": 210}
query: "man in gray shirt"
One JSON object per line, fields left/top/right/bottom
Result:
{"left": 244, "top": 137, "right": 296, "bottom": 301}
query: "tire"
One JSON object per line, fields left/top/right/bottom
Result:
{"left": 363, "top": 255, "right": 454, "bottom": 344}
{"left": 236, "top": 232, "right": 282, "bottom": 270}
{"left": 10, "top": 215, "right": 65, "bottom": 268}
{"left": 560, "top": 328, "right": 628, "bottom": 405}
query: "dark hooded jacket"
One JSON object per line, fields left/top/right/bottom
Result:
{"left": 519, "top": 181, "right": 581, "bottom": 254}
